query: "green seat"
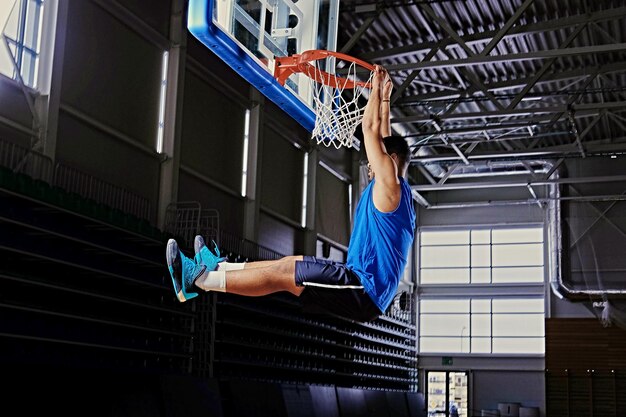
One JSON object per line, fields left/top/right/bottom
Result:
{"left": 15, "top": 173, "right": 36, "bottom": 197}
{"left": 29, "top": 179, "right": 52, "bottom": 201}
{"left": 0, "top": 166, "right": 17, "bottom": 191}
{"left": 44, "top": 186, "right": 65, "bottom": 206}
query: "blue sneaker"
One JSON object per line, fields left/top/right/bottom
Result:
{"left": 166, "top": 239, "right": 206, "bottom": 302}
{"left": 194, "top": 235, "right": 227, "bottom": 271}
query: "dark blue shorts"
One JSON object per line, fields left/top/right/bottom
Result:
{"left": 295, "top": 256, "right": 381, "bottom": 322}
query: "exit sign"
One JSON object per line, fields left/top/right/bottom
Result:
{"left": 442, "top": 356, "right": 453, "bottom": 365}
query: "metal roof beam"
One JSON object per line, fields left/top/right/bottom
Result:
{"left": 406, "top": 121, "right": 552, "bottom": 137}
{"left": 412, "top": 175, "right": 626, "bottom": 192}
{"left": 393, "top": 101, "right": 626, "bottom": 124}
{"left": 418, "top": 3, "right": 475, "bottom": 56}
{"left": 339, "top": 10, "right": 381, "bottom": 54}
{"left": 395, "top": 61, "right": 626, "bottom": 104}
{"left": 386, "top": 41, "right": 626, "bottom": 72}
{"left": 423, "top": 194, "right": 626, "bottom": 209}
{"left": 478, "top": 0, "right": 535, "bottom": 56}
{"left": 391, "top": 48, "right": 440, "bottom": 102}
{"left": 506, "top": 24, "right": 587, "bottom": 109}
{"left": 411, "top": 141, "right": 626, "bottom": 163}
{"left": 391, "top": 103, "right": 624, "bottom": 124}
{"left": 361, "top": 6, "right": 626, "bottom": 61}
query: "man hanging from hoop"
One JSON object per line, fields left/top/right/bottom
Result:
{"left": 165, "top": 65, "right": 415, "bottom": 322}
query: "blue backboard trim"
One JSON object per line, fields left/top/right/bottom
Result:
{"left": 187, "top": 0, "right": 315, "bottom": 132}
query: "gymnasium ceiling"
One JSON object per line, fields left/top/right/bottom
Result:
{"left": 336, "top": 0, "right": 626, "bottom": 207}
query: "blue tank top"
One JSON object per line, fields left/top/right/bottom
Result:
{"left": 346, "top": 177, "right": 416, "bottom": 312}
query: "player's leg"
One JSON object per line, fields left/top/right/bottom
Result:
{"left": 167, "top": 238, "right": 304, "bottom": 301}
{"left": 199, "top": 256, "right": 304, "bottom": 296}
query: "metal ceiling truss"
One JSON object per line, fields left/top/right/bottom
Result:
{"left": 337, "top": 0, "right": 626, "bottom": 210}
{"left": 395, "top": 61, "right": 626, "bottom": 105}
{"left": 410, "top": 175, "right": 626, "bottom": 209}
{"left": 382, "top": 2, "right": 626, "bottom": 166}
{"left": 361, "top": 6, "right": 626, "bottom": 61}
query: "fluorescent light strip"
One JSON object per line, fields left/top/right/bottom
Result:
{"left": 301, "top": 152, "right": 308, "bottom": 228}
{"left": 156, "top": 51, "right": 168, "bottom": 154}
{"left": 241, "top": 109, "right": 250, "bottom": 197}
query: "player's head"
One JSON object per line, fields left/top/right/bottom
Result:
{"left": 383, "top": 135, "right": 411, "bottom": 177}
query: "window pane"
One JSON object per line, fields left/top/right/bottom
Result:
{"left": 492, "top": 243, "right": 543, "bottom": 267}
{"left": 421, "top": 268, "right": 469, "bottom": 284}
{"left": 492, "top": 266, "right": 544, "bottom": 283}
{"left": 1, "top": 0, "right": 43, "bottom": 89}
{"left": 492, "top": 314, "right": 544, "bottom": 337}
{"left": 0, "top": 43, "right": 13, "bottom": 77}
{"left": 418, "top": 226, "right": 546, "bottom": 355}
{"left": 421, "top": 337, "right": 465, "bottom": 353}
{"left": 421, "top": 246, "right": 470, "bottom": 268}
{"left": 420, "top": 314, "right": 469, "bottom": 336}
{"left": 421, "top": 230, "right": 469, "bottom": 245}
{"left": 471, "top": 299, "right": 491, "bottom": 312}
{"left": 492, "top": 299, "right": 544, "bottom": 313}
{"left": 471, "top": 229, "right": 490, "bottom": 244}
{"left": 492, "top": 228, "right": 543, "bottom": 244}
{"left": 421, "top": 300, "right": 470, "bottom": 313}
{"left": 25, "top": 0, "right": 41, "bottom": 49}
{"left": 493, "top": 337, "right": 545, "bottom": 354}
{"left": 471, "top": 314, "right": 491, "bottom": 336}
{"left": 3, "top": 2, "right": 19, "bottom": 39}
{"left": 471, "top": 268, "right": 491, "bottom": 283}
{"left": 471, "top": 337, "right": 491, "bottom": 353}
{"left": 21, "top": 50, "right": 36, "bottom": 86}
{"left": 471, "top": 245, "right": 490, "bottom": 266}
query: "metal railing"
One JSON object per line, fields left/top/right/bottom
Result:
{"left": 164, "top": 201, "right": 204, "bottom": 248}
{"left": 0, "top": 140, "right": 53, "bottom": 182}
{"left": 53, "top": 163, "right": 151, "bottom": 220}
{"left": 219, "top": 229, "right": 286, "bottom": 262}
{"left": 0, "top": 138, "right": 152, "bottom": 221}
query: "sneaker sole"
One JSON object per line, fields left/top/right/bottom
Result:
{"left": 166, "top": 239, "right": 190, "bottom": 302}
{"left": 194, "top": 235, "right": 205, "bottom": 257}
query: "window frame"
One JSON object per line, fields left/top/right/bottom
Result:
{"left": 1, "top": 0, "right": 46, "bottom": 89}
{"left": 417, "top": 223, "right": 547, "bottom": 356}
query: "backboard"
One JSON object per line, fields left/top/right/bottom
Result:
{"left": 187, "top": 0, "right": 340, "bottom": 132}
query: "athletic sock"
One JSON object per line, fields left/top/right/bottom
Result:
{"left": 194, "top": 269, "right": 227, "bottom": 292}
{"left": 217, "top": 262, "right": 245, "bottom": 271}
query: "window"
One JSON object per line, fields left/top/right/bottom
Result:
{"left": 1, "top": 0, "right": 45, "bottom": 88}
{"left": 418, "top": 226, "right": 545, "bottom": 355}
{"left": 419, "top": 297, "right": 545, "bottom": 354}
{"left": 420, "top": 227, "right": 544, "bottom": 284}
{"left": 427, "top": 371, "right": 468, "bottom": 417}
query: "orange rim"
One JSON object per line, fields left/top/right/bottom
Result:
{"left": 274, "top": 49, "right": 376, "bottom": 89}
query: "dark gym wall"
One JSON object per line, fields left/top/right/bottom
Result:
{"left": 260, "top": 124, "right": 304, "bottom": 222}
{"left": 56, "top": 0, "right": 165, "bottom": 221}
{"left": 0, "top": 76, "right": 33, "bottom": 147}
{"left": 1, "top": 0, "right": 356, "bottom": 255}
{"left": 316, "top": 166, "right": 351, "bottom": 247}
{"left": 61, "top": 1, "right": 163, "bottom": 146}
{"left": 120, "top": 0, "right": 172, "bottom": 37}
{"left": 561, "top": 157, "right": 626, "bottom": 291}
{"left": 180, "top": 70, "right": 246, "bottom": 191}
{"left": 178, "top": 56, "right": 248, "bottom": 235}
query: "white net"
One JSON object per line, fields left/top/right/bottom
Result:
{"left": 308, "top": 60, "right": 375, "bottom": 149}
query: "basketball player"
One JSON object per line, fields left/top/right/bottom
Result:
{"left": 166, "top": 65, "right": 415, "bottom": 322}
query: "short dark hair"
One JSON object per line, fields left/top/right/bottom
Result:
{"left": 383, "top": 135, "right": 411, "bottom": 170}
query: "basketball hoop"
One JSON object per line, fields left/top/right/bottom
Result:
{"left": 274, "top": 50, "right": 376, "bottom": 149}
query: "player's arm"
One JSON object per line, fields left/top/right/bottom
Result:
{"left": 380, "top": 72, "right": 392, "bottom": 138}
{"left": 361, "top": 66, "right": 400, "bottom": 212}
